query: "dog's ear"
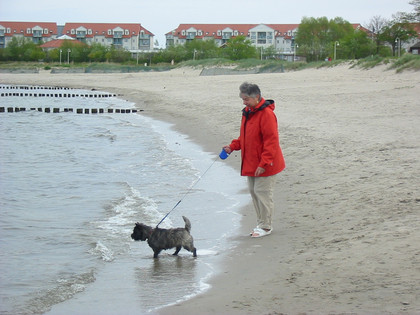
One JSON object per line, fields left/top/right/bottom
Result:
{"left": 135, "top": 222, "right": 140, "bottom": 226}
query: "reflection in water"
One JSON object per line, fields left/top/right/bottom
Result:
{"left": 135, "top": 255, "right": 198, "bottom": 310}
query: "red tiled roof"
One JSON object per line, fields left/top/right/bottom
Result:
{"left": 0, "top": 21, "right": 58, "bottom": 37}
{"left": 169, "top": 24, "right": 256, "bottom": 37}
{"left": 168, "top": 23, "right": 300, "bottom": 39}
{"left": 40, "top": 39, "right": 84, "bottom": 48}
{"left": 266, "top": 24, "right": 300, "bottom": 38}
{"left": 411, "top": 23, "right": 420, "bottom": 38}
{"left": 62, "top": 23, "right": 153, "bottom": 38}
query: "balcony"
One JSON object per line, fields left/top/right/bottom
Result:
{"left": 76, "top": 31, "right": 86, "bottom": 38}
{"left": 33, "top": 31, "right": 43, "bottom": 38}
{"left": 113, "top": 32, "right": 123, "bottom": 39}
{"left": 186, "top": 33, "right": 196, "bottom": 40}
{"left": 222, "top": 33, "right": 232, "bottom": 40}
{"left": 113, "top": 38, "right": 123, "bottom": 45}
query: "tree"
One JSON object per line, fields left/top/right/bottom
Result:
{"left": 295, "top": 16, "right": 354, "bottom": 61}
{"left": 365, "top": 15, "right": 389, "bottom": 53}
{"left": 158, "top": 44, "right": 190, "bottom": 63}
{"left": 262, "top": 45, "right": 277, "bottom": 59}
{"left": 397, "top": 0, "right": 420, "bottom": 22}
{"left": 88, "top": 43, "right": 108, "bottom": 62}
{"left": 340, "top": 29, "right": 376, "bottom": 59}
{"left": 3, "top": 37, "right": 45, "bottom": 61}
{"left": 185, "top": 39, "right": 220, "bottom": 59}
{"left": 378, "top": 21, "right": 417, "bottom": 56}
{"left": 222, "top": 35, "right": 257, "bottom": 60}
{"left": 106, "top": 45, "right": 131, "bottom": 63}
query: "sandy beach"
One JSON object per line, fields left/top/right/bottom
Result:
{"left": 1, "top": 64, "right": 419, "bottom": 314}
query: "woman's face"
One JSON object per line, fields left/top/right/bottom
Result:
{"left": 240, "top": 93, "right": 260, "bottom": 108}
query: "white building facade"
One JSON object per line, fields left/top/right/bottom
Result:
{"left": 62, "top": 23, "right": 154, "bottom": 52}
{"left": 166, "top": 23, "right": 299, "bottom": 57}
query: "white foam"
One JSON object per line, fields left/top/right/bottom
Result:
{"left": 196, "top": 249, "right": 219, "bottom": 256}
{"left": 89, "top": 241, "right": 114, "bottom": 262}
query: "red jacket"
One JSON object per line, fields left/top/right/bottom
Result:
{"left": 229, "top": 98, "right": 285, "bottom": 177}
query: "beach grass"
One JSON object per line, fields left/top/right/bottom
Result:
{"left": 1, "top": 55, "right": 419, "bottom": 73}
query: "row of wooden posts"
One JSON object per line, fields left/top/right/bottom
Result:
{"left": 1, "top": 85, "right": 135, "bottom": 114}
{"left": 1, "top": 85, "right": 72, "bottom": 90}
{"left": 1, "top": 85, "right": 117, "bottom": 98}
{"left": 0, "top": 107, "right": 139, "bottom": 114}
{"left": 1, "top": 92, "right": 116, "bottom": 98}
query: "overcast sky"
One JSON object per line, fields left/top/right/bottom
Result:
{"left": 0, "top": 0, "right": 413, "bottom": 47}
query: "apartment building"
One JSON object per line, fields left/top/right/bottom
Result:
{"left": 0, "top": 21, "right": 58, "bottom": 48}
{"left": 62, "top": 23, "right": 154, "bottom": 52}
{"left": 0, "top": 21, "right": 154, "bottom": 52}
{"left": 166, "top": 23, "right": 300, "bottom": 54}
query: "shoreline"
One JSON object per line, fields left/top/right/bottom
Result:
{"left": 1, "top": 66, "right": 419, "bottom": 314}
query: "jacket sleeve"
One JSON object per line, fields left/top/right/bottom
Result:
{"left": 259, "top": 110, "right": 279, "bottom": 168}
{"left": 229, "top": 137, "right": 241, "bottom": 151}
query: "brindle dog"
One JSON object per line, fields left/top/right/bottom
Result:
{"left": 131, "top": 216, "right": 197, "bottom": 258}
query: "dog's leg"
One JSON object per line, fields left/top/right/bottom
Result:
{"left": 183, "top": 245, "right": 197, "bottom": 257}
{"left": 173, "top": 246, "right": 181, "bottom": 256}
{"left": 153, "top": 249, "right": 162, "bottom": 258}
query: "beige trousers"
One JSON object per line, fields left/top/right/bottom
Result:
{"left": 247, "top": 175, "right": 277, "bottom": 230}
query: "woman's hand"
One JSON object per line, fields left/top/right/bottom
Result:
{"left": 223, "top": 145, "right": 232, "bottom": 154}
{"left": 255, "top": 167, "right": 265, "bottom": 176}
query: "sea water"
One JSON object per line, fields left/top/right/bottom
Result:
{"left": 0, "top": 85, "right": 248, "bottom": 315}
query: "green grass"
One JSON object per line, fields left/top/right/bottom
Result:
{"left": 387, "top": 54, "right": 420, "bottom": 72}
{"left": 350, "top": 54, "right": 420, "bottom": 72}
{"left": 2, "top": 55, "right": 419, "bottom": 73}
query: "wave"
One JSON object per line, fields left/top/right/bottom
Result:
{"left": 9, "top": 270, "right": 96, "bottom": 315}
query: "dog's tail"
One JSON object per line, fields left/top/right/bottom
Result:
{"left": 182, "top": 216, "right": 192, "bottom": 232}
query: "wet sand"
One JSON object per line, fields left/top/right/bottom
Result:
{"left": 1, "top": 64, "right": 419, "bottom": 314}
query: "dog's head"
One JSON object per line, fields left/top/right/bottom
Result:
{"left": 131, "top": 222, "right": 153, "bottom": 241}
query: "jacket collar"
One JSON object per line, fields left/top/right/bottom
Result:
{"left": 242, "top": 98, "right": 274, "bottom": 119}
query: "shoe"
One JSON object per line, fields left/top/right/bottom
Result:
{"left": 249, "top": 227, "right": 264, "bottom": 235}
{"left": 251, "top": 228, "right": 272, "bottom": 238}
{"left": 250, "top": 227, "right": 258, "bottom": 235}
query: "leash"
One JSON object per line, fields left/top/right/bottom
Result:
{"left": 156, "top": 156, "right": 219, "bottom": 228}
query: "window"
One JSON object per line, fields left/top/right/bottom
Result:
{"left": 257, "top": 32, "right": 267, "bottom": 44}
{"left": 76, "top": 30, "right": 86, "bottom": 38}
{"left": 27, "top": 28, "right": 31, "bottom": 34}
{"left": 113, "top": 37, "right": 122, "bottom": 45}
{"left": 33, "top": 30, "right": 43, "bottom": 38}
{"left": 186, "top": 31, "right": 196, "bottom": 39}
{"left": 44, "top": 28, "right": 48, "bottom": 34}
{"left": 222, "top": 32, "right": 232, "bottom": 40}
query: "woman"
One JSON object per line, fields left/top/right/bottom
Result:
{"left": 223, "top": 82, "right": 285, "bottom": 238}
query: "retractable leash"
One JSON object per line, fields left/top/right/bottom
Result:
{"left": 155, "top": 148, "right": 229, "bottom": 228}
